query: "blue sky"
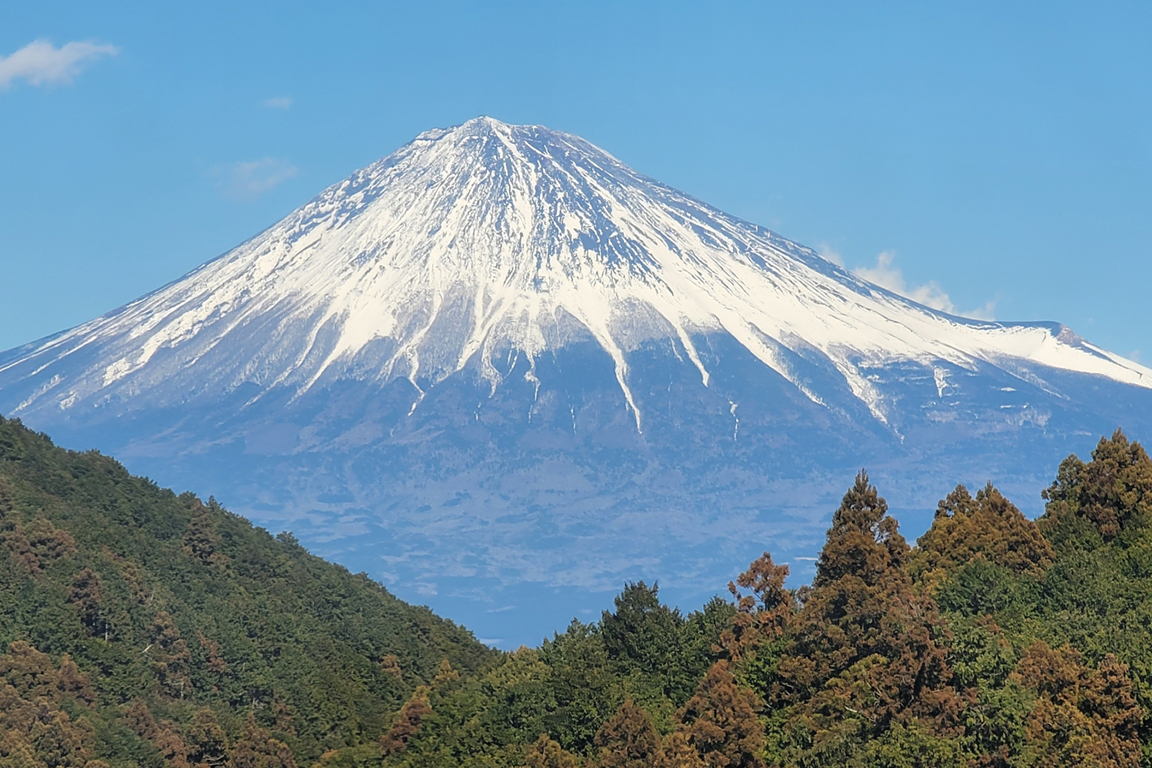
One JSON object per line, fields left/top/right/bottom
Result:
{"left": 2, "top": 2, "right": 1150, "bottom": 360}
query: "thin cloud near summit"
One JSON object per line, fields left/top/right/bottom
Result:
{"left": 213, "top": 157, "right": 299, "bottom": 201}
{"left": 822, "top": 245, "right": 996, "bottom": 321}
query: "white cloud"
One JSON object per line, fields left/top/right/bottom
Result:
{"left": 216, "top": 158, "right": 299, "bottom": 200}
{"left": 854, "top": 251, "right": 996, "bottom": 320}
{"left": 0, "top": 39, "right": 119, "bottom": 90}
{"left": 263, "top": 96, "right": 292, "bottom": 110}
{"left": 817, "top": 243, "right": 845, "bottom": 267}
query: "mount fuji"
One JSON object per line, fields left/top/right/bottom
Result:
{"left": 3, "top": 117, "right": 1151, "bottom": 645}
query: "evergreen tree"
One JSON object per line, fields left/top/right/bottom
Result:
{"left": 677, "top": 661, "right": 765, "bottom": 768}
{"left": 594, "top": 699, "right": 660, "bottom": 768}
{"left": 911, "top": 483, "right": 1053, "bottom": 582}
{"left": 1041, "top": 428, "right": 1152, "bottom": 547}
{"left": 523, "top": 734, "right": 580, "bottom": 768}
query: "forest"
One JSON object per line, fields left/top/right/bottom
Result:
{"left": 2, "top": 412, "right": 1151, "bottom": 767}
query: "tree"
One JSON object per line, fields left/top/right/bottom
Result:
{"left": 185, "top": 708, "right": 229, "bottom": 768}
{"left": 231, "top": 712, "right": 299, "bottom": 768}
{"left": 767, "top": 473, "right": 963, "bottom": 763}
{"left": 1011, "top": 641, "right": 1141, "bottom": 767}
{"left": 183, "top": 499, "right": 222, "bottom": 566}
{"left": 523, "top": 734, "right": 580, "bottom": 768}
{"left": 601, "top": 582, "right": 685, "bottom": 677}
{"left": 380, "top": 688, "right": 432, "bottom": 757}
{"left": 595, "top": 699, "right": 660, "bottom": 768}
{"left": 1041, "top": 428, "right": 1152, "bottom": 547}
{"left": 720, "top": 553, "right": 793, "bottom": 661}
{"left": 149, "top": 612, "right": 193, "bottom": 698}
{"left": 677, "top": 661, "right": 765, "bottom": 768}
{"left": 656, "top": 731, "right": 705, "bottom": 768}
{"left": 911, "top": 484, "right": 1053, "bottom": 582}
{"left": 67, "top": 568, "right": 105, "bottom": 637}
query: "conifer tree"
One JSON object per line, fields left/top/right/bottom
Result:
{"left": 721, "top": 553, "right": 793, "bottom": 660}
{"left": 911, "top": 483, "right": 1053, "bottom": 582}
{"left": 523, "top": 734, "right": 580, "bottom": 768}
{"left": 1042, "top": 428, "right": 1152, "bottom": 546}
{"left": 380, "top": 687, "right": 432, "bottom": 756}
{"left": 183, "top": 499, "right": 221, "bottom": 565}
{"left": 67, "top": 567, "right": 105, "bottom": 637}
{"left": 656, "top": 731, "right": 705, "bottom": 768}
{"left": 185, "top": 707, "right": 229, "bottom": 768}
{"left": 231, "top": 712, "right": 299, "bottom": 768}
{"left": 595, "top": 699, "right": 660, "bottom": 768}
{"left": 770, "top": 472, "right": 962, "bottom": 762}
{"left": 677, "top": 661, "right": 764, "bottom": 768}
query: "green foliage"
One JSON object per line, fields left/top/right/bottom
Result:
{"left": 0, "top": 415, "right": 496, "bottom": 766}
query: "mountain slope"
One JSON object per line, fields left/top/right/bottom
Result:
{"left": 0, "top": 414, "right": 496, "bottom": 765}
{"left": 2, "top": 117, "right": 1151, "bottom": 645}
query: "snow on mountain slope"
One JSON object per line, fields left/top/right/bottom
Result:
{"left": 3, "top": 116, "right": 1148, "bottom": 430}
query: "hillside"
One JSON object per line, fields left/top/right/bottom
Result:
{"left": 0, "top": 414, "right": 496, "bottom": 767}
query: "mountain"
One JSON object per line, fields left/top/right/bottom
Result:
{"left": 2, "top": 116, "right": 1151, "bottom": 645}
{"left": 0, "top": 414, "right": 495, "bottom": 766}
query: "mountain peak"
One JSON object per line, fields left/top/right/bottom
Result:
{"left": 2, "top": 120, "right": 1150, "bottom": 434}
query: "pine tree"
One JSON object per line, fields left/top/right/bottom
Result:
{"left": 911, "top": 483, "right": 1053, "bottom": 582}
{"left": 770, "top": 472, "right": 963, "bottom": 762}
{"left": 185, "top": 708, "right": 229, "bottom": 768}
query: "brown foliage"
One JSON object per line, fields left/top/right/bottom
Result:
{"left": 767, "top": 473, "right": 963, "bottom": 758}
{"left": 1011, "top": 641, "right": 1141, "bottom": 767}
{"left": 594, "top": 699, "right": 660, "bottom": 768}
{"left": 122, "top": 699, "right": 192, "bottom": 768}
{"left": 68, "top": 567, "right": 105, "bottom": 635}
{"left": 720, "top": 553, "right": 793, "bottom": 660}
{"left": 655, "top": 731, "right": 705, "bottom": 768}
{"left": 911, "top": 483, "right": 1054, "bottom": 581}
{"left": 523, "top": 734, "right": 580, "bottom": 768}
{"left": 231, "top": 712, "right": 299, "bottom": 768}
{"left": 677, "top": 661, "right": 765, "bottom": 768}
{"left": 149, "top": 611, "right": 193, "bottom": 698}
{"left": 380, "top": 690, "right": 432, "bottom": 757}
{"left": 183, "top": 499, "right": 223, "bottom": 566}
{"left": 186, "top": 707, "right": 229, "bottom": 768}
{"left": 0, "top": 514, "right": 74, "bottom": 574}
{"left": 197, "top": 631, "right": 229, "bottom": 677}
{"left": 0, "top": 642, "right": 99, "bottom": 768}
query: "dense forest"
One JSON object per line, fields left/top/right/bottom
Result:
{"left": 3, "top": 414, "right": 1152, "bottom": 767}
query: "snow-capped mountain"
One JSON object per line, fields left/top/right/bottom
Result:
{"left": 2, "top": 117, "right": 1150, "bottom": 645}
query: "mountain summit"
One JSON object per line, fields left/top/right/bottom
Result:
{"left": 2, "top": 117, "right": 1150, "bottom": 644}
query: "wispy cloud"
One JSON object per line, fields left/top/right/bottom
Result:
{"left": 817, "top": 243, "right": 845, "bottom": 268}
{"left": 0, "top": 39, "right": 119, "bottom": 90}
{"left": 215, "top": 158, "right": 299, "bottom": 200}
{"left": 263, "top": 96, "right": 292, "bottom": 110}
{"left": 855, "top": 251, "right": 996, "bottom": 320}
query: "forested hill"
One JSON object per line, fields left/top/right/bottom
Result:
{"left": 360, "top": 430, "right": 1152, "bottom": 768}
{"left": 0, "top": 414, "right": 496, "bottom": 767}
{"left": 6, "top": 411, "right": 1152, "bottom": 768}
